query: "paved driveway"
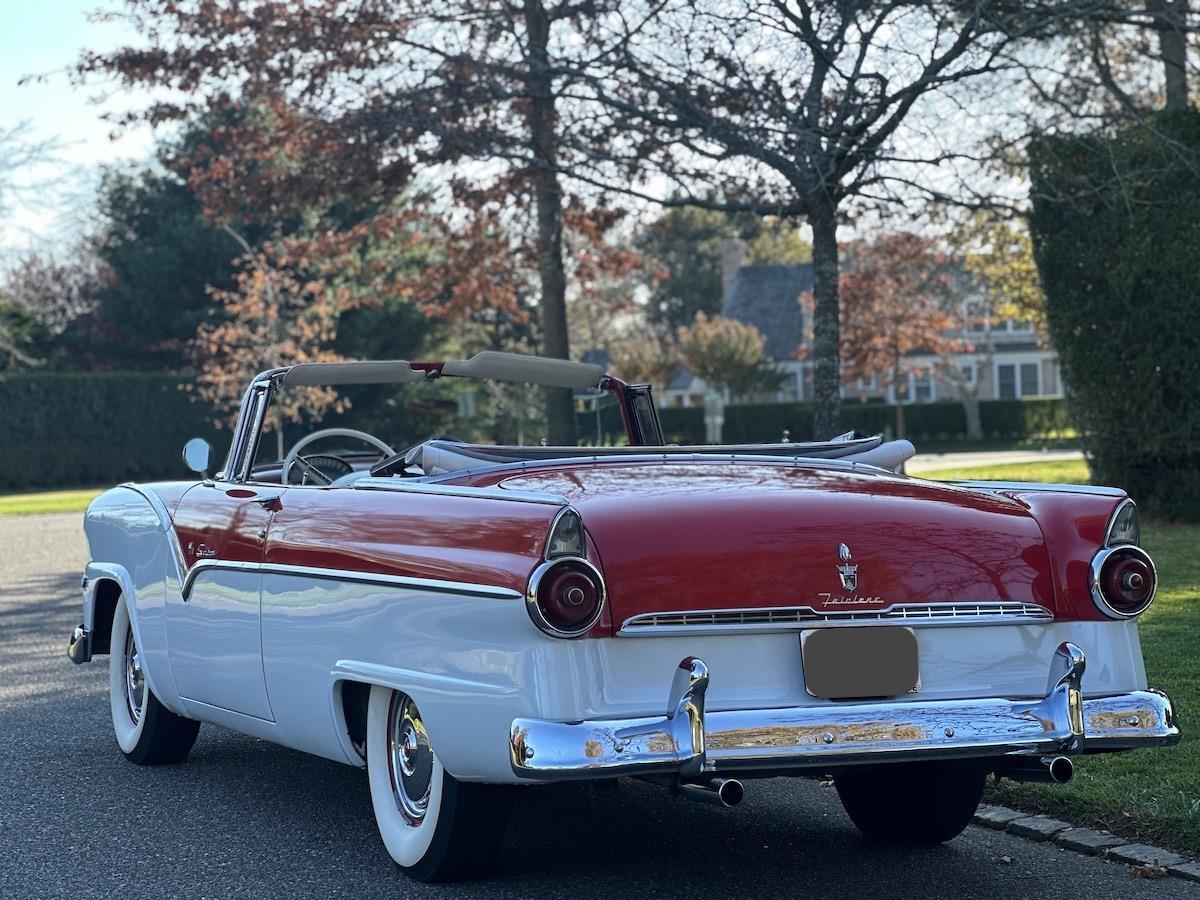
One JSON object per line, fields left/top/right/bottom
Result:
{"left": 1, "top": 512, "right": 1192, "bottom": 899}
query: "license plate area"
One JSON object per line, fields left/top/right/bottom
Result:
{"left": 801, "top": 627, "right": 919, "bottom": 700}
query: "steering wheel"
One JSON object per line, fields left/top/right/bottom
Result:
{"left": 282, "top": 428, "right": 398, "bottom": 486}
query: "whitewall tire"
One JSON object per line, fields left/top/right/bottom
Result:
{"left": 108, "top": 595, "right": 199, "bottom": 765}
{"left": 366, "top": 685, "right": 514, "bottom": 882}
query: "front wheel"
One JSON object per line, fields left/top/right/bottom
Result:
{"left": 108, "top": 595, "right": 200, "bottom": 765}
{"left": 366, "top": 685, "right": 514, "bottom": 882}
{"left": 835, "top": 762, "right": 985, "bottom": 845}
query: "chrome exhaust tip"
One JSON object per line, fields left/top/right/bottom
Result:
{"left": 677, "top": 777, "right": 744, "bottom": 808}
{"left": 1046, "top": 755, "right": 1074, "bottom": 784}
{"left": 997, "top": 755, "right": 1074, "bottom": 784}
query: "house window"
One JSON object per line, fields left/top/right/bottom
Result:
{"left": 1020, "top": 362, "right": 1040, "bottom": 396}
{"left": 960, "top": 364, "right": 976, "bottom": 386}
{"left": 997, "top": 362, "right": 1042, "bottom": 399}
{"left": 912, "top": 371, "right": 935, "bottom": 403}
{"left": 964, "top": 301, "right": 988, "bottom": 333}
{"left": 858, "top": 374, "right": 878, "bottom": 391}
{"left": 997, "top": 364, "right": 1017, "bottom": 399}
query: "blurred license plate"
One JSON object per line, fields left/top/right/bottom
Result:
{"left": 801, "top": 627, "right": 918, "bottom": 699}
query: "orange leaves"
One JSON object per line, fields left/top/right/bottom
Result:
{"left": 838, "top": 232, "right": 966, "bottom": 388}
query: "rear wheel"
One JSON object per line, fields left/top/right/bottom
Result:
{"left": 365, "top": 685, "right": 514, "bottom": 882}
{"left": 108, "top": 595, "right": 200, "bottom": 765}
{"left": 835, "top": 762, "right": 985, "bottom": 845}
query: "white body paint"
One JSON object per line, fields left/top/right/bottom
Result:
{"left": 82, "top": 484, "right": 1150, "bottom": 784}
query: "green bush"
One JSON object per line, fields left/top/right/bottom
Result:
{"left": 0, "top": 372, "right": 224, "bottom": 491}
{"left": 1029, "top": 111, "right": 1200, "bottom": 520}
{"left": 980, "top": 398, "right": 1075, "bottom": 441}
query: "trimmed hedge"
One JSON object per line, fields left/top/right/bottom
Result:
{"left": 1030, "top": 111, "right": 1200, "bottom": 520}
{"left": 584, "top": 397, "right": 1072, "bottom": 446}
{"left": 0, "top": 372, "right": 225, "bottom": 491}
{"left": 0, "top": 371, "right": 1074, "bottom": 492}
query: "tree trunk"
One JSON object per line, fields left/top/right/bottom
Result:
{"left": 809, "top": 197, "right": 842, "bottom": 438}
{"left": 524, "top": 0, "right": 576, "bottom": 445}
{"left": 893, "top": 365, "right": 907, "bottom": 440}
{"left": 962, "top": 391, "right": 983, "bottom": 441}
{"left": 1149, "top": 0, "right": 1189, "bottom": 110}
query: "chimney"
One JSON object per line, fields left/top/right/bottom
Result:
{"left": 720, "top": 237, "right": 747, "bottom": 298}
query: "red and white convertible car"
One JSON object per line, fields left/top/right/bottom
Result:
{"left": 69, "top": 352, "right": 1178, "bottom": 881}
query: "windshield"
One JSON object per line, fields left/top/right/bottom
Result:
{"left": 246, "top": 377, "right": 626, "bottom": 485}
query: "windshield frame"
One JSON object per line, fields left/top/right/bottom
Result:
{"left": 216, "top": 361, "right": 664, "bottom": 486}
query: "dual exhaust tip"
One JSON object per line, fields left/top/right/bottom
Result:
{"left": 652, "top": 756, "right": 1073, "bottom": 808}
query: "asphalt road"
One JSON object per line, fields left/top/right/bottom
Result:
{"left": 2, "top": 512, "right": 1193, "bottom": 900}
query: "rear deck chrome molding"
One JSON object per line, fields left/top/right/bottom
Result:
{"left": 510, "top": 643, "right": 1180, "bottom": 780}
{"left": 181, "top": 559, "right": 522, "bottom": 602}
{"left": 617, "top": 601, "right": 1055, "bottom": 636}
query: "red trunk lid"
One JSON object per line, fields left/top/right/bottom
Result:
{"left": 493, "top": 461, "right": 1055, "bottom": 628}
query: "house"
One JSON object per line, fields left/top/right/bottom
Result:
{"left": 659, "top": 239, "right": 1061, "bottom": 408}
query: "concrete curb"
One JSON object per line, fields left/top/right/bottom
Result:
{"left": 974, "top": 804, "right": 1200, "bottom": 885}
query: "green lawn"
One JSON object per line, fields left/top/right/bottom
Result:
{"left": 923, "top": 460, "right": 1200, "bottom": 854}
{"left": 918, "top": 457, "right": 1092, "bottom": 485}
{"left": 0, "top": 487, "right": 102, "bottom": 516}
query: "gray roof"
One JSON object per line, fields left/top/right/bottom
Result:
{"left": 722, "top": 264, "right": 813, "bottom": 360}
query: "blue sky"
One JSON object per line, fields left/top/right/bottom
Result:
{"left": 1, "top": 1, "right": 154, "bottom": 251}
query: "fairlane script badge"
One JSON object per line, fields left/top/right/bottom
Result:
{"left": 836, "top": 543, "right": 858, "bottom": 592}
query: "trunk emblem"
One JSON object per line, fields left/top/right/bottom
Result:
{"left": 836, "top": 543, "right": 859, "bottom": 592}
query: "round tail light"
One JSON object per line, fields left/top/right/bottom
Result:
{"left": 1091, "top": 545, "right": 1157, "bottom": 618}
{"left": 526, "top": 558, "right": 606, "bottom": 638}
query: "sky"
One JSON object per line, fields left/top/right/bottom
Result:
{"left": 1, "top": 1, "right": 155, "bottom": 254}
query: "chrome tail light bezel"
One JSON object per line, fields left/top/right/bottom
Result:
{"left": 1090, "top": 543, "right": 1157, "bottom": 619}
{"left": 525, "top": 556, "right": 607, "bottom": 638}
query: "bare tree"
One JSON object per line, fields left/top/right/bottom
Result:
{"left": 567, "top": 1, "right": 1200, "bottom": 437}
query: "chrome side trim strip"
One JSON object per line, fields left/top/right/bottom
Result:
{"left": 181, "top": 559, "right": 522, "bottom": 602}
{"left": 946, "top": 480, "right": 1125, "bottom": 497}
{"left": 354, "top": 477, "right": 568, "bottom": 506}
{"left": 618, "top": 601, "right": 1055, "bottom": 635}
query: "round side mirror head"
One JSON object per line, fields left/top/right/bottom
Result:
{"left": 182, "top": 437, "right": 212, "bottom": 475}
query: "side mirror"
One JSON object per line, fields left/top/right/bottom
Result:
{"left": 182, "top": 437, "right": 212, "bottom": 476}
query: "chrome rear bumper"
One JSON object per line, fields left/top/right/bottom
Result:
{"left": 509, "top": 643, "right": 1180, "bottom": 780}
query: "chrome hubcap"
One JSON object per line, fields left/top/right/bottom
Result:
{"left": 387, "top": 694, "right": 433, "bottom": 826}
{"left": 124, "top": 629, "right": 144, "bottom": 723}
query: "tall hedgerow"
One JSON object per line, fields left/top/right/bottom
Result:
{"left": 1029, "top": 111, "right": 1200, "bottom": 519}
